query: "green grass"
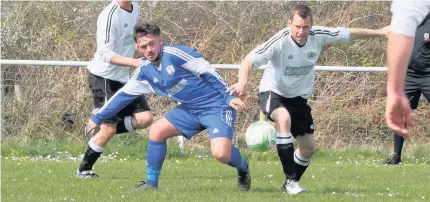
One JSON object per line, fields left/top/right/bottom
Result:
{"left": 2, "top": 143, "right": 430, "bottom": 202}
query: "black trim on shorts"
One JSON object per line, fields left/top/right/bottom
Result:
{"left": 258, "top": 91, "right": 314, "bottom": 137}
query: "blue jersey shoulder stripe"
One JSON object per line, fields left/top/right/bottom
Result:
{"left": 164, "top": 46, "right": 196, "bottom": 62}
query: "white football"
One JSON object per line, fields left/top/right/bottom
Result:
{"left": 245, "top": 121, "right": 277, "bottom": 151}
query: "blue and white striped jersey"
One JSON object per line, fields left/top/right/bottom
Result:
{"left": 91, "top": 44, "right": 236, "bottom": 125}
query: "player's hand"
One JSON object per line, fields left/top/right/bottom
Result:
{"left": 86, "top": 119, "right": 99, "bottom": 134}
{"left": 227, "top": 82, "right": 247, "bottom": 100}
{"left": 379, "top": 25, "right": 390, "bottom": 38}
{"left": 385, "top": 93, "right": 414, "bottom": 139}
{"left": 229, "top": 98, "right": 246, "bottom": 111}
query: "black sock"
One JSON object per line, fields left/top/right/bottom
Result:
{"left": 276, "top": 142, "right": 295, "bottom": 180}
{"left": 294, "top": 152, "right": 310, "bottom": 182}
{"left": 393, "top": 133, "right": 404, "bottom": 159}
{"left": 79, "top": 146, "right": 102, "bottom": 172}
{"left": 295, "top": 164, "right": 309, "bottom": 181}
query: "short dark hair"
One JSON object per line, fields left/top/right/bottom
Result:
{"left": 290, "top": 5, "right": 313, "bottom": 24}
{"left": 133, "top": 22, "right": 161, "bottom": 42}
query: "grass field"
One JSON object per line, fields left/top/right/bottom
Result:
{"left": 2, "top": 139, "right": 430, "bottom": 202}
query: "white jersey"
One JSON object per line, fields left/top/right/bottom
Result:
{"left": 87, "top": 0, "right": 140, "bottom": 83}
{"left": 247, "top": 26, "right": 350, "bottom": 99}
{"left": 390, "top": 0, "right": 430, "bottom": 37}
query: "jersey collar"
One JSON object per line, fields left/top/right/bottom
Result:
{"left": 290, "top": 35, "right": 307, "bottom": 48}
{"left": 113, "top": 0, "right": 134, "bottom": 13}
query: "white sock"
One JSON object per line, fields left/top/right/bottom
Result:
{"left": 124, "top": 116, "right": 135, "bottom": 132}
{"left": 88, "top": 137, "right": 104, "bottom": 153}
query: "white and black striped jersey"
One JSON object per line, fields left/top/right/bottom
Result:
{"left": 247, "top": 26, "right": 350, "bottom": 99}
{"left": 390, "top": 0, "right": 430, "bottom": 37}
{"left": 87, "top": 0, "right": 140, "bottom": 83}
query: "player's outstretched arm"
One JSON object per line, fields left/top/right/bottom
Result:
{"left": 87, "top": 90, "right": 141, "bottom": 132}
{"left": 348, "top": 26, "right": 389, "bottom": 40}
{"left": 89, "top": 71, "right": 154, "bottom": 129}
{"left": 109, "top": 54, "right": 141, "bottom": 68}
{"left": 228, "top": 58, "right": 254, "bottom": 100}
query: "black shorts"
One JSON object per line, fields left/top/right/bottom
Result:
{"left": 258, "top": 91, "right": 314, "bottom": 137}
{"left": 405, "top": 73, "right": 430, "bottom": 109}
{"left": 88, "top": 72, "right": 151, "bottom": 124}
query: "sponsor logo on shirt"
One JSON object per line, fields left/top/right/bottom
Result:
{"left": 284, "top": 65, "right": 314, "bottom": 76}
{"left": 166, "top": 78, "right": 187, "bottom": 96}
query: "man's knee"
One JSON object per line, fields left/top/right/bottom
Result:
{"left": 272, "top": 108, "right": 291, "bottom": 126}
{"left": 211, "top": 147, "right": 231, "bottom": 163}
{"left": 148, "top": 119, "right": 180, "bottom": 141}
{"left": 148, "top": 125, "right": 164, "bottom": 141}
{"left": 210, "top": 137, "right": 232, "bottom": 163}
{"left": 134, "top": 111, "right": 153, "bottom": 129}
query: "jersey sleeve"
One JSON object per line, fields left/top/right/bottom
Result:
{"left": 246, "top": 29, "right": 289, "bottom": 69}
{"left": 312, "top": 26, "right": 351, "bottom": 46}
{"left": 90, "top": 68, "right": 154, "bottom": 125}
{"left": 94, "top": 6, "right": 119, "bottom": 63}
{"left": 390, "top": 0, "right": 430, "bottom": 37}
{"left": 164, "top": 46, "right": 237, "bottom": 104}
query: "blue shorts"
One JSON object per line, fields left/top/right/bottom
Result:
{"left": 165, "top": 104, "right": 236, "bottom": 140}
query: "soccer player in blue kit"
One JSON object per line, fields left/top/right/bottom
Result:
{"left": 86, "top": 22, "right": 251, "bottom": 191}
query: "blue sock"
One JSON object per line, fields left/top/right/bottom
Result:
{"left": 227, "top": 147, "right": 248, "bottom": 173}
{"left": 145, "top": 139, "right": 167, "bottom": 186}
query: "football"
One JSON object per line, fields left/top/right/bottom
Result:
{"left": 245, "top": 121, "right": 277, "bottom": 151}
